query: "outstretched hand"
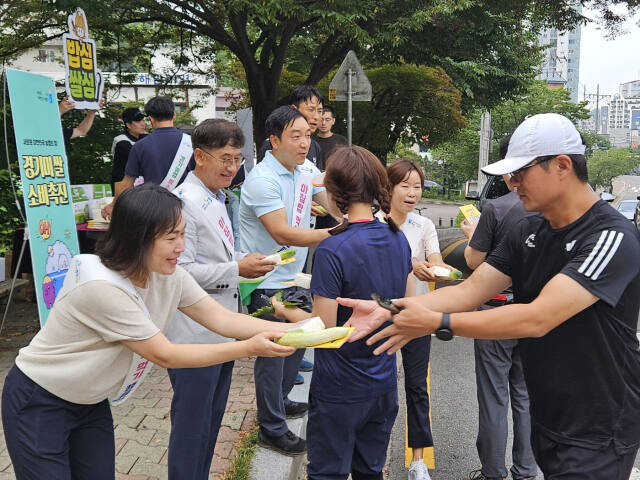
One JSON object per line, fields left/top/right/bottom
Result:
{"left": 101, "top": 201, "right": 114, "bottom": 221}
{"left": 338, "top": 297, "right": 391, "bottom": 342}
{"left": 366, "top": 296, "right": 441, "bottom": 355}
{"left": 246, "top": 332, "right": 295, "bottom": 357}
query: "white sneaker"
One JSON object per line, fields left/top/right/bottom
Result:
{"left": 408, "top": 460, "right": 432, "bottom": 480}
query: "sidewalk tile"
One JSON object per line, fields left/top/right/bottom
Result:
{"left": 119, "top": 440, "right": 167, "bottom": 463}
{"left": 116, "top": 472, "right": 149, "bottom": 480}
{"left": 150, "top": 431, "right": 170, "bottom": 447}
{"left": 115, "top": 438, "right": 128, "bottom": 455}
{"left": 140, "top": 415, "right": 172, "bottom": 433}
{"left": 129, "top": 461, "right": 169, "bottom": 479}
{"left": 115, "top": 454, "right": 138, "bottom": 474}
{"left": 209, "top": 454, "right": 231, "bottom": 474}
{"left": 114, "top": 424, "right": 157, "bottom": 445}
{"left": 221, "top": 411, "right": 245, "bottom": 430}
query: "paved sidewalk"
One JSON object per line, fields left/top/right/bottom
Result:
{"left": 0, "top": 299, "right": 260, "bottom": 480}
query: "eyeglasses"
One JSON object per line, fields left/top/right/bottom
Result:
{"left": 200, "top": 149, "right": 245, "bottom": 168}
{"left": 508, "top": 156, "right": 555, "bottom": 180}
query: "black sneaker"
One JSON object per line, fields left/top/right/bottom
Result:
{"left": 462, "top": 470, "right": 506, "bottom": 480}
{"left": 284, "top": 400, "right": 308, "bottom": 418}
{"left": 257, "top": 429, "right": 306, "bottom": 456}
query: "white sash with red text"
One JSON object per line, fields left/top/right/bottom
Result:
{"left": 56, "top": 254, "right": 154, "bottom": 406}
{"left": 291, "top": 166, "right": 314, "bottom": 228}
{"left": 175, "top": 173, "right": 235, "bottom": 257}
{"left": 159, "top": 133, "right": 193, "bottom": 191}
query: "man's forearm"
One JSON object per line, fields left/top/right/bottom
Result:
{"left": 450, "top": 303, "right": 545, "bottom": 340}
{"left": 412, "top": 265, "right": 506, "bottom": 313}
{"left": 72, "top": 111, "right": 96, "bottom": 138}
{"left": 114, "top": 176, "right": 135, "bottom": 198}
{"left": 272, "top": 225, "right": 330, "bottom": 247}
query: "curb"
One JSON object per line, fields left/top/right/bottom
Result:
{"left": 249, "top": 350, "right": 313, "bottom": 480}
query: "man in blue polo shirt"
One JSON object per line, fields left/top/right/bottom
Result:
{"left": 240, "top": 106, "right": 337, "bottom": 456}
{"left": 101, "top": 96, "right": 194, "bottom": 219}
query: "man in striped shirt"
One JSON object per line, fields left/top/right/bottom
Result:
{"left": 342, "top": 113, "right": 640, "bottom": 480}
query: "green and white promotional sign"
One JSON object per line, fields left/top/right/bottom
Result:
{"left": 6, "top": 68, "right": 80, "bottom": 325}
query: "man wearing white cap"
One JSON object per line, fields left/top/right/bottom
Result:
{"left": 338, "top": 113, "right": 640, "bottom": 479}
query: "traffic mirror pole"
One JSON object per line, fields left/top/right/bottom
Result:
{"left": 347, "top": 68, "right": 353, "bottom": 146}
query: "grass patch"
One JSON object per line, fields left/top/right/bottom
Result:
{"left": 221, "top": 428, "right": 259, "bottom": 480}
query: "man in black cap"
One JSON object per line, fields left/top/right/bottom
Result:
{"left": 110, "top": 107, "right": 147, "bottom": 193}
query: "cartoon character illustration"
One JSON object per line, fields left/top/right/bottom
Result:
{"left": 42, "top": 275, "right": 55, "bottom": 309}
{"left": 42, "top": 241, "right": 73, "bottom": 309}
{"left": 68, "top": 9, "right": 89, "bottom": 40}
{"left": 39, "top": 219, "right": 51, "bottom": 240}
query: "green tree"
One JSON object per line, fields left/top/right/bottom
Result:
{"left": 588, "top": 148, "right": 640, "bottom": 190}
{"left": 322, "top": 64, "right": 466, "bottom": 160}
{"left": 431, "top": 81, "right": 591, "bottom": 188}
{"left": 2, "top": 0, "right": 637, "bottom": 145}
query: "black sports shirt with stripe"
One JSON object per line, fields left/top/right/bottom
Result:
{"left": 487, "top": 200, "right": 640, "bottom": 454}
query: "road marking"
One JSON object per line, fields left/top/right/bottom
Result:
{"left": 441, "top": 238, "right": 467, "bottom": 260}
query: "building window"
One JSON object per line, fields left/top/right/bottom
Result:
{"left": 38, "top": 49, "right": 55, "bottom": 63}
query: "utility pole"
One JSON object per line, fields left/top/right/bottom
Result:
{"left": 584, "top": 83, "right": 611, "bottom": 135}
{"left": 596, "top": 84, "right": 600, "bottom": 135}
{"left": 477, "top": 111, "right": 492, "bottom": 193}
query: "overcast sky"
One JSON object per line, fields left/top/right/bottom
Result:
{"left": 579, "top": 7, "right": 640, "bottom": 101}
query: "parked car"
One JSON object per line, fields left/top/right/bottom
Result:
{"left": 466, "top": 176, "right": 615, "bottom": 213}
{"left": 616, "top": 199, "right": 638, "bottom": 221}
{"left": 465, "top": 176, "right": 510, "bottom": 211}
{"left": 423, "top": 180, "right": 445, "bottom": 195}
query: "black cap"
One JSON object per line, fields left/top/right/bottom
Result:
{"left": 122, "top": 107, "right": 146, "bottom": 124}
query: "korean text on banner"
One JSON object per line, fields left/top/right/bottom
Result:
{"left": 62, "top": 8, "right": 104, "bottom": 110}
{"left": 6, "top": 69, "right": 80, "bottom": 326}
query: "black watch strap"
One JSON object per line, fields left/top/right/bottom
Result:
{"left": 435, "top": 312, "right": 454, "bottom": 341}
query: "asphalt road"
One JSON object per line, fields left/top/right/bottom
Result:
{"left": 415, "top": 201, "right": 462, "bottom": 228}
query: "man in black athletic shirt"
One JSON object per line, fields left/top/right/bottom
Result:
{"left": 342, "top": 113, "right": 640, "bottom": 480}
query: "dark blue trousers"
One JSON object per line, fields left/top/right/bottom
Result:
{"left": 167, "top": 361, "right": 234, "bottom": 480}
{"left": 401, "top": 334, "right": 434, "bottom": 448}
{"left": 1, "top": 366, "right": 115, "bottom": 480}
{"left": 250, "top": 288, "right": 306, "bottom": 437}
{"left": 306, "top": 390, "right": 398, "bottom": 480}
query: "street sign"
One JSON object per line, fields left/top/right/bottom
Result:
{"left": 328, "top": 50, "right": 372, "bottom": 101}
{"left": 328, "top": 51, "right": 372, "bottom": 145}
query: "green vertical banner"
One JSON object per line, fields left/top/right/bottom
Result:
{"left": 6, "top": 69, "right": 80, "bottom": 326}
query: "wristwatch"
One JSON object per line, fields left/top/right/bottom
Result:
{"left": 435, "top": 312, "right": 454, "bottom": 341}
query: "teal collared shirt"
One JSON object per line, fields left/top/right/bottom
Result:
{"left": 239, "top": 151, "right": 324, "bottom": 289}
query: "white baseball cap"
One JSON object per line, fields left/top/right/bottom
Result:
{"left": 482, "top": 113, "right": 585, "bottom": 176}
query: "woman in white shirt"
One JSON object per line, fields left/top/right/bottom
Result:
{"left": 1, "top": 184, "right": 294, "bottom": 480}
{"left": 385, "top": 160, "right": 452, "bottom": 480}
